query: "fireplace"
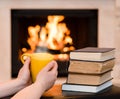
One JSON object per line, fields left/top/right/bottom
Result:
{"left": 0, "top": 0, "right": 116, "bottom": 81}
{"left": 11, "top": 9, "right": 98, "bottom": 77}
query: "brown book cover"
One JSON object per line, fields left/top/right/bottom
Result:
{"left": 70, "top": 47, "right": 115, "bottom": 61}
{"left": 68, "top": 58, "right": 115, "bottom": 74}
{"left": 72, "top": 47, "right": 115, "bottom": 53}
{"left": 67, "top": 70, "right": 112, "bottom": 85}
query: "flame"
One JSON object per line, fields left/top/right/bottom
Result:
{"left": 27, "top": 25, "right": 40, "bottom": 52}
{"left": 26, "top": 15, "right": 75, "bottom": 55}
{"left": 45, "top": 15, "right": 65, "bottom": 50}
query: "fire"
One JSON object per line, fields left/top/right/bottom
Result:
{"left": 27, "top": 25, "right": 40, "bottom": 52}
{"left": 22, "top": 15, "right": 75, "bottom": 60}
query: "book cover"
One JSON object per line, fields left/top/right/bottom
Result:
{"left": 67, "top": 70, "right": 112, "bottom": 85}
{"left": 70, "top": 47, "right": 115, "bottom": 61}
{"left": 62, "top": 80, "right": 112, "bottom": 93}
{"left": 72, "top": 47, "right": 115, "bottom": 53}
{"left": 68, "top": 58, "right": 115, "bottom": 74}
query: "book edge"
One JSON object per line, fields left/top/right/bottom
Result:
{"left": 71, "top": 47, "right": 115, "bottom": 53}
{"left": 62, "top": 80, "right": 112, "bottom": 93}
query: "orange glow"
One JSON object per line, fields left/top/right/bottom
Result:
{"left": 25, "top": 15, "right": 75, "bottom": 60}
{"left": 27, "top": 25, "right": 40, "bottom": 52}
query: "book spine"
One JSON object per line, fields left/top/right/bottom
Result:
{"left": 68, "top": 59, "right": 115, "bottom": 74}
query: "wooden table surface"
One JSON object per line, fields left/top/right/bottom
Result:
{"left": 41, "top": 78, "right": 120, "bottom": 99}
{"left": 2, "top": 78, "right": 120, "bottom": 99}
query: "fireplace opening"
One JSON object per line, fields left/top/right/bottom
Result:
{"left": 11, "top": 9, "right": 98, "bottom": 78}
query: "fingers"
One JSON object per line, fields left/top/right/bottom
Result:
{"left": 44, "top": 61, "right": 58, "bottom": 72}
{"left": 50, "top": 61, "right": 58, "bottom": 72}
{"left": 23, "top": 57, "right": 31, "bottom": 69}
{"left": 49, "top": 61, "right": 58, "bottom": 78}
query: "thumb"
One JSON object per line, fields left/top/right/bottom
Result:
{"left": 23, "top": 57, "right": 31, "bottom": 69}
{"left": 43, "top": 61, "right": 58, "bottom": 72}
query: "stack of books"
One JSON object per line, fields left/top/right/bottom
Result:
{"left": 62, "top": 47, "right": 115, "bottom": 93}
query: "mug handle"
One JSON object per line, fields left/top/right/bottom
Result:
{"left": 21, "top": 53, "right": 31, "bottom": 64}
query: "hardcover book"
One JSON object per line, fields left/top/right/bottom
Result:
{"left": 68, "top": 59, "right": 115, "bottom": 74}
{"left": 67, "top": 70, "right": 112, "bottom": 85}
{"left": 62, "top": 80, "right": 112, "bottom": 93}
{"left": 70, "top": 47, "right": 115, "bottom": 61}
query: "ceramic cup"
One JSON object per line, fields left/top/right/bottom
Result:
{"left": 21, "top": 53, "right": 54, "bottom": 82}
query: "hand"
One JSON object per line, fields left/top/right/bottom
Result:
{"left": 0, "top": 57, "right": 32, "bottom": 98}
{"left": 17, "top": 57, "right": 31, "bottom": 86}
{"left": 11, "top": 60, "right": 58, "bottom": 99}
{"left": 35, "top": 60, "right": 58, "bottom": 91}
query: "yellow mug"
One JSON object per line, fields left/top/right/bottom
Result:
{"left": 21, "top": 53, "right": 54, "bottom": 82}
